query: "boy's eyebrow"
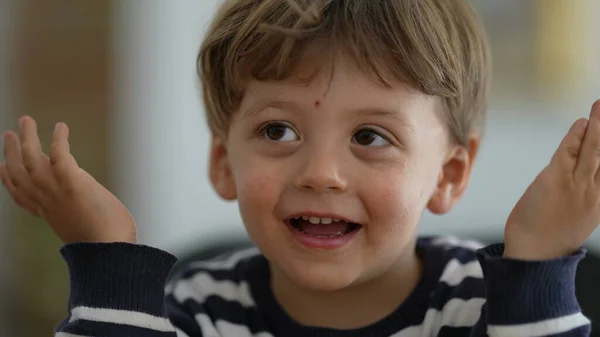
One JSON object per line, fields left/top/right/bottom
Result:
{"left": 354, "top": 108, "right": 415, "bottom": 132}
{"left": 242, "top": 100, "right": 302, "bottom": 118}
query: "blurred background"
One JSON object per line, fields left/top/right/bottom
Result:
{"left": 0, "top": 0, "right": 599, "bottom": 336}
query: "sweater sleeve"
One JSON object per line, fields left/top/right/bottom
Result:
{"left": 54, "top": 242, "right": 198, "bottom": 337}
{"left": 469, "top": 244, "right": 591, "bottom": 337}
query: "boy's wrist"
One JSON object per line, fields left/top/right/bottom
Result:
{"left": 503, "top": 230, "right": 578, "bottom": 261}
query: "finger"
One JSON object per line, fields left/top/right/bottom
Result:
{"left": 550, "top": 118, "right": 588, "bottom": 171}
{"left": 2, "top": 130, "right": 40, "bottom": 201}
{"left": 575, "top": 100, "right": 600, "bottom": 181}
{"left": 0, "top": 163, "right": 41, "bottom": 216}
{"left": 19, "top": 116, "right": 58, "bottom": 193}
{"left": 49, "top": 122, "right": 78, "bottom": 183}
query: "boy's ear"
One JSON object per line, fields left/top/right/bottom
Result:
{"left": 427, "top": 133, "right": 480, "bottom": 214}
{"left": 209, "top": 134, "right": 237, "bottom": 201}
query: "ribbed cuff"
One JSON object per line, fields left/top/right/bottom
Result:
{"left": 61, "top": 242, "right": 177, "bottom": 317}
{"left": 477, "top": 244, "right": 585, "bottom": 325}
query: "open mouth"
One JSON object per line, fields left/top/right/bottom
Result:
{"left": 286, "top": 216, "right": 362, "bottom": 239}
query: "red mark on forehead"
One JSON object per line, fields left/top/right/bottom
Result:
{"left": 314, "top": 100, "right": 321, "bottom": 108}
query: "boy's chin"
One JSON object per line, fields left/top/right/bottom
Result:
{"left": 274, "top": 261, "right": 366, "bottom": 293}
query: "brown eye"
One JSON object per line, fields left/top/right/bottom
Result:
{"left": 352, "top": 129, "right": 389, "bottom": 146}
{"left": 263, "top": 123, "right": 298, "bottom": 141}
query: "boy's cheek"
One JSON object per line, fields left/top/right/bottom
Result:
{"left": 235, "top": 171, "right": 286, "bottom": 244}
{"left": 235, "top": 167, "right": 283, "bottom": 208}
{"left": 363, "top": 175, "right": 427, "bottom": 231}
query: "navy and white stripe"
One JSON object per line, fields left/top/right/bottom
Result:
{"left": 55, "top": 236, "right": 591, "bottom": 336}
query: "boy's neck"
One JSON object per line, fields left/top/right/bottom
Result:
{"left": 270, "top": 242, "right": 423, "bottom": 330}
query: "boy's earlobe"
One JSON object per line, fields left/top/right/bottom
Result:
{"left": 209, "top": 135, "right": 237, "bottom": 201}
{"left": 427, "top": 134, "right": 480, "bottom": 214}
{"left": 427, "top": 172, "right": 456, "bottom": 215}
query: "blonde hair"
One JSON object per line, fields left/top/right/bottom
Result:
{"left": 198, "top": 0, "right": 491, "bottom": 145}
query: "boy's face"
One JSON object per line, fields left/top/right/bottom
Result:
{"left": 210, "top": 53, "right": 475, "bottom": 291}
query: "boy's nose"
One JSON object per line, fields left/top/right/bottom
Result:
{"left": 293, "top": 149, "right": 348, "bottom": 194}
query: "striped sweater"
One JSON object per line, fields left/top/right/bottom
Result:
{"left": 55, "top": 236, "right": 591, "bottom": 337}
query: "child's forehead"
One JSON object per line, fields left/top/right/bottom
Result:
{"left": 245, "top": 57, "right": 421, "bottom": 107}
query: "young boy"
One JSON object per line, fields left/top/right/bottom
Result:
{"left": 1, "top": 0, "right": 598, "bottom": 336}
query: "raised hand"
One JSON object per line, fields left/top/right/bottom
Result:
{"left": 504, "top": 100, "right": 600, "bottom": 260}
{"left": 0, "top": 116, "right": 137, "bottom": 244}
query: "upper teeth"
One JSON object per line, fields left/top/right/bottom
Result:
{"left": 298, "top": 216, "right": 342, "bottom": 224}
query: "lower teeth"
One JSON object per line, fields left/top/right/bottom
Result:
{"left": 296, "top": 228, "right": 345, "bottom": 238}
{"left": 315, "top": 233, "right": 343, "bottom": 238}
{"left": 291, "top": 219, "right": 356, "bottom": 238}
{"left": 298, "top": 230, "right": 345, "bottom": 238}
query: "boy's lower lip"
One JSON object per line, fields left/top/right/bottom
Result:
{"left": 284, "top": 220, "right": 360, "bottom": 250}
